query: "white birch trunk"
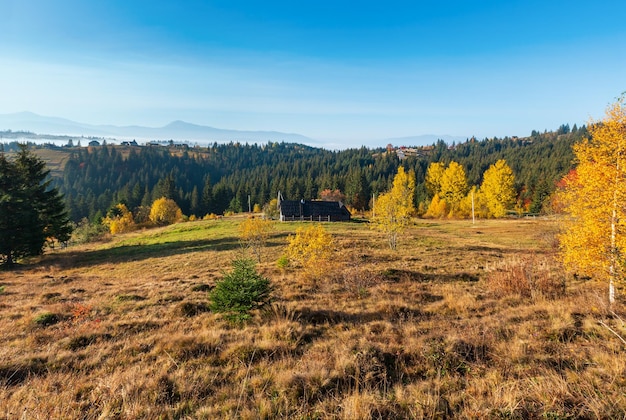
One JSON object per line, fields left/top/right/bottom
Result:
{"left": 610, "top": 158, "right": 619, "bottom": 305}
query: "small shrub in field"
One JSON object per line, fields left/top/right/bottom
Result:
{"left": 209, "top": 258, "right": 273, "bottom": 323}
{"left": 239, "top": 216, "right": 273, "bottom": 262}
{"left": 276, "top": 255, "right": 289, "bottom": 269}
{"left": 285, "top": 224, "right": 333, "bottom": 279}
{"left": 262, "top": 198, "right": 279, "bottom": 219}
{"left": 71, "top": 218, "right": 108, "bottom": 244}
{"left": 33, "top": 312, "right": 60, "bottom": 327}
{"left": 115, "top": 294, "right": 146, "bottom": 303}
{"left": 486, "top": 256, "right": 566, "bottom": 299}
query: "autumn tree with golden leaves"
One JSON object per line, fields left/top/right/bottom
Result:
{"left": 480, "top": 159, "right": 516, "bottom": 218}
{"left": 371, "top": 166, "right": 415, "bottom": 249}
{"left": 559, "top": 98, "right": 626, "bottom": 304}
{"left": 239, "top": 216, "right": 273, "bottom": 262}
{"left": 102, "top": 203, "right": 136, "bottom": 234}
{"left": 284, "top": 224, "right": 333, "bottom": 279}
{"left": 424, "top": 161, "right": 468, "bottom": 218}
{"left": 149, "top": 197, "right": 183, "bottom": 226}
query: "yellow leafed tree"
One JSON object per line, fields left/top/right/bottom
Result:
{"left": 424, "top": 193, "right": 448, "bottom": 218}
{"left": 239, "top": 217, "right": 273, "bottom": 262}
{"left": 425, "top": 162, "right": 445, "bottom": 197}
{"left": 285, "top": 224, "right": 333, "bottom": 279}
{"left": 439, "top": 161, "right": 468, "bottom": 217}
{"left": 559, "top": 98, "right": 626, "bottom": 304}
{"left": 102, "top": 203, "right": 135, "bottom": 234}
{"left": 480, "top": 159, "right": 516, "bottom": 218}
{"left": 149, "top": 197, "right": 183, "bottom": 226}
{"left": 371, "top": 166, "right": 415, "bottom": 249}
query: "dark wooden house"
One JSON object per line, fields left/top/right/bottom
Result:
{"left": 278, "top": 197, "right": 351, "bottom": 222}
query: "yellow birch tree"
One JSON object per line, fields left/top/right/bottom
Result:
{"left": 425, "top": 162, "right": 445, "bottom": 197}
{"left": 149, "top": 197, "right": 183, "bottom": 226}
{"left": 285, "top": 224, "right": 333, "bottom": 279}
{"left": 239, "top": 216, "right": 273, "bottom": 262}
{"left": 559, "top": 98, "right": 626, "bottom": 304}
{"left": 480, "top": 159, "right": 516, "bottom": 218}
{"left": 439, "top": 161, "right": 468, "bottom": 217}
{"left": 102, "top": 203, "right": 136, "bottom": 234}
{"left": 424, "top": 193, "right": 448, "bottom": 218}
{"left": 371, "top": 166, "right": 415, "bottom": 249}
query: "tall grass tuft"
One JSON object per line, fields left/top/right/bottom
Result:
{"left": 486, "top": 255, "right": 566, "bottom": 299}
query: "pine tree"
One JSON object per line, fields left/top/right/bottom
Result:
{"left": 0, "top": 145, "right": 72, "bottom": 266}
{"left": 209, "top": 258, "right": 273, "bottom": 323}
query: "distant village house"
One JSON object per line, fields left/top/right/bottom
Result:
{"left": 278, "top": 193, "right": 351, "bottom": 222}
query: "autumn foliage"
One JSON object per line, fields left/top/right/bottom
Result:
{"left": 424, "top": 159, "right": 515, "bottom": 219}
{"left": 149, "top": 197, "right": 183, "bottom": 226}
{"left": 480, "top": 159, "right": 516, "bottom": 218}
{"left": 559, "top": 98, "right": 626, "bottom": 303}
{"left": 371, "top": 166, "right": 415, "bottom": 249}
{"left": 425, "top": 161, "right": 468, "bottom": 218}
{"left": 319, "top": 189, "right": 346, "bottom": 202}
{"left": 102, "top": 203, "right": 136, "bottom": 234}
{"left": 239, "top": 217, "right": 273, "bottom": 262}
{"left": 284, "top": 224, "right": 333, "bottom": 279}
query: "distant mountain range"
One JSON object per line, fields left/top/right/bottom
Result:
{"left": 0, "top": 112, "right": 316, "bottom": 145}
{"left": 0, "top": 111, "right": 467, "bottom": 148}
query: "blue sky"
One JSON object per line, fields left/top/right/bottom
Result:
{"left": 0, "top": 1, "right": 624, "bottom": 147}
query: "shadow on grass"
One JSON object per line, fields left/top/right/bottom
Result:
{"left": 294, "top": 305, "right": 431, "bottom": 326}
{"left": 380, "top": 268, "right": 479, "bottom": 283}
{"left": 52, "top": 236, "right": 243, "bottom": 268}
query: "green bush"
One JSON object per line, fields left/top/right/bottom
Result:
{"left": 33, "top": 312, "right": 60, "bottom": 327}
{"left": 276, "top": 255, "right": 289, "bottom": 269}
{"left": 209, "top": 258, "right": 272, "bottom": 323}
{"left": 70, "top": 218, "right": 108, "bottom": 244}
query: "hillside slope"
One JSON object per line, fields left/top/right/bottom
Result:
{"left": 1, "top": 218, "right": 624, "bottom": 418}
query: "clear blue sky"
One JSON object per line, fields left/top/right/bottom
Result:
{"left": 0, "top": 0, "right": 624, "bottom": 147}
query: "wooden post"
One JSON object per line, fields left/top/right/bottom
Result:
{"left": 471, "top": 190, "right": 475, "bottom": 225}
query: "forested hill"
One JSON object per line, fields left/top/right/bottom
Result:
{"left": 20, "top": 124, "right": 583, "bottom": 222}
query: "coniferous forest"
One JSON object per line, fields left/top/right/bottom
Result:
{"left": 9, "top": 124, "right": 584, "bottom": 222}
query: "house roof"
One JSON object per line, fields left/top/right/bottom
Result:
{"left": 279, "top": 200, "right": 351, "bottom": 218}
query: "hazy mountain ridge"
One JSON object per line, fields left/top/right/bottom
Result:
{"left": 0, "top": 112, "right": 316, "bottom": 145}
{"left": 0, "top": 112, "right": 466, "bottom": 148}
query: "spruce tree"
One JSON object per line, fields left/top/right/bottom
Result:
{"left": 0, "top": 145, "right": 72, "bottom": 266}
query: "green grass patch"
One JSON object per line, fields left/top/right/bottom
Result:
{"left": 115, "top": 294, "right": 146, "bottom": 303}
{"left": 67, "top": 219, "right": 243, "bottom": 265}
{"left": 33, "top": 312, "right": 61, "bottom": 327}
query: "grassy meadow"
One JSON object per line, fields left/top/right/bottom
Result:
{"left": 1, "top": 217, "right": 625, "bottom": 419}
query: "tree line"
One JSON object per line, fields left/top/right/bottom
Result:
{"left": 14, "top": 125, "right": 583, "bottom": 223}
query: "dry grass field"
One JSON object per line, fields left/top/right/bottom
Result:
{"left": 1, "top": 217, "right": 625, "bottom": 419}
